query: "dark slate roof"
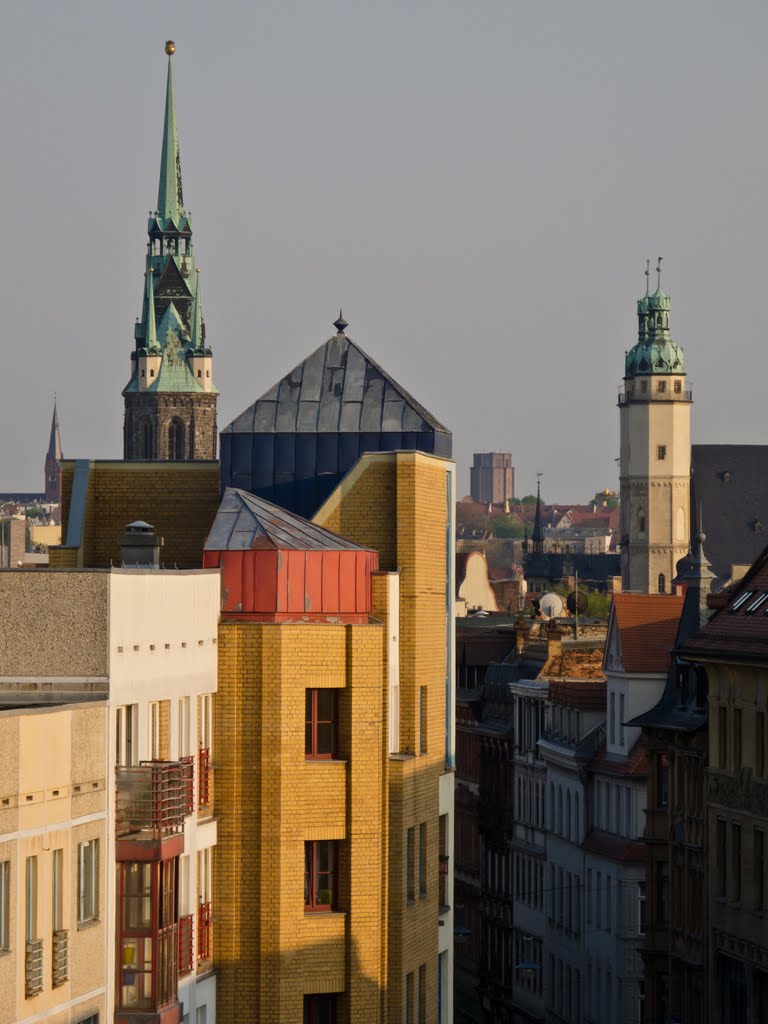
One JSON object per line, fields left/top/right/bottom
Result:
{"left": 204, "top": 487, "right": 368, "bottom": 552}
{"left": 222, "top": 332, "right": 450, "bottom": 436}
{"left": 691, "top": 445, "right": 768, "bottom": 584}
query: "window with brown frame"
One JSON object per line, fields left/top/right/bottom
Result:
{"left": 304, "top": 841, "right": 336, "bottom": 911}
{"left": 305, "top": 690, "right": 337, "bottom": 759}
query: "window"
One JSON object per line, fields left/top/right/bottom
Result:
{"left": 658, "top": 573, "right": 666, "bottom": 594}
{"left": 609, "top": 691, "right": 616, "bottom": 744}
{"left": 406, "top": 827, "right": 415, "bottom": 902}
{"left": 657, "top": 380, "right": 666, "bottom": 393}
{"left": 732, "top": 825, "right": 742, "bottom": 902}
{"left": 657, "top": 754, "right": 669, "bottom": 808}
{"left": 586, "top": 868, "right": 592, "bottom": 924}
{"left": 78, "top": 1016, "right": 99, "bottom": 1024}
{"left": 305, "top": 689, "right": 337, "bottom": 759}
{"left": 168, "top": 418, "right": 185, "bottom": 460}
{"left": 52, "top": 848, "right": 64, "bottom": 933}
{"left": 758, "top": 712, "right": 766, "bottom": 778}
{"left": 304, "top": 841, "right": 335, "bottom": 911}
{"left": 657, "top": 445, "right": 667, "bottom": 460}
{"left": 149, "top": 702, "right": 161, "bottom": 760}
{"left": 596, "top": 872, "right": 602, "bottom": 928}
{"left": 26, "top": 855, "right": 38, "bottom": 940}
{"left": 638, "top": 881, "right": 646, "bottom": 935}
{"left": 141, "top": 420, "right": 153, "bottom": 459}
{"left": 639, "top": 514, "right": 646, "bottom": 534}
{"left": 304, "top": 994, "right": 337, "bottom": 1024}
{"left": 719, "top": 707, "right": 728, "bottom": 769}
{"left": 77, "top": 840, "right": 99, "bottom": 924}
{"left": 178, "top": 696, "right": 191, "bottom": 758}
{"left": 418, "top": 964, "right": 427, "bottom": 1023}
{"left": 116, "top": 704, "right": 138, "bottom": 767}
{"left": 717, "top": 819, "right": 727, "bottom": 896}
{"left": 734, "top": 708, "right": 743, "bottom": 769}
{"left": 619, "top": 694, "right": 625, "bottom": 746}
{"left": 0, "top": 861, "right": 9, "bottom": 949}
{"left": 674, "top": 379, "right": 682, "bottom": 394}
{"left": 641, "top": 380, "right": 648, "bottom": 393}
{"left": 406, "top": 971, "right": 414, "bottom": 1024}
{"left": 756, "top": 829, "right": 765, "bottom": 911}
{"left": 657, "top": 861, "right": 669, "bottom": 925}
{"left": 419, "top": 687, "right": 428, "bottom": 754}
{"left": 418, "top": 823, "right": 427, "bottom": 897}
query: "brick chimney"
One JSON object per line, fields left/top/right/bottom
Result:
{"left": 546, "top": 622, "right": 563, "bottom": 661}
{"left": 515, "top": 613, "right": 530, "bottom": 654}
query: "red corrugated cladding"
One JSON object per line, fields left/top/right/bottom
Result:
{"left": 202, "top": 547, "right": 378, "bottom": 622}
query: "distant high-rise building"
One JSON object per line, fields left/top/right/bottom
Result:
{"left": 470, "top": 452, "right": 514, "bottom": 505}
{"left": 44, "top": 400, "right": 62, "bottom": 504}
{"left": 619, "top": 260, "right": 691, "bottom": 593}
{"left": 123, "top": 42, "right": 218, "bottom": 461}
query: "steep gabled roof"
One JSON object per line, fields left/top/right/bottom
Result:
{"left": 607, "top": 593, "right": 684, "bottom": 673}
{"left": 223, "top": 331, "right": 449, "bottom": 435}
{"left": 204, "top": 487, "right": 369, "bottom": 552}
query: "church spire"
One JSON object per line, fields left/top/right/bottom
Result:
{"left": 532, "top": 479, "right": 544, "bottom": 553}
{"left": 48, "top": 400, "right": 62, "bottom": 462}
{"left": 157, "top": 40, "right": 183, "bottom": 223}
{"left": 191, "top": 268, "right": 202, "bottom": 350}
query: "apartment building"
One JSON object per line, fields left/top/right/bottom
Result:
{"left": 0, "top": 699, "right": 107, "bottom": 1024}
{"left": 0, "top": 562, "right": 219, "bottom": 1024}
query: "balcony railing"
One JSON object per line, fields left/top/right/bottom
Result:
{"left": 116, "top": 759, "right": 195, "bottom": 839}
{"left": 198, "top": 748, "right": 211, "bottom": 808}
{"left": 197, "top": 901, "right": 212, "bottom": 963}
{"left": 25, "top": 938, "right": 43, "bottom": 997}
{"left": 618, "top": 386, "right": 693, "bottom": 405}
{"left": 52, "top": 929, "right": 69, "bottom": 987}
{"left": 178, "top": 914, "right": 194, "bottom": 977}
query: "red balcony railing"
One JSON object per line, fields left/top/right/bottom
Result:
{"left": 197, "top": 902, "right": 212, "bottom": 963}
{"left": 116, "top": 759, "right": 195, "bottom": 839}
{"left": 180, "top": 755, "right": 194, "bottom": 813}
{"left": 178, "top": 914, "right": 194, "bottom": 977}
{"left": 198, "top": 748, "right": 211, "bottom": 808}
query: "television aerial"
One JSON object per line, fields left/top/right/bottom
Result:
{"left": 539, "top": 592, "right": 564, "bottom": 619}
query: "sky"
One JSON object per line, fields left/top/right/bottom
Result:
{"left": 1, "top": 0, "right": 766, "bottom": 498}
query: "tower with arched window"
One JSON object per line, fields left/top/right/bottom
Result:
{"left": 619, "top": 260, "right": 691, "bottom": 592}
{"left": 122, "top": 42, "right": 218, "bottom": 461}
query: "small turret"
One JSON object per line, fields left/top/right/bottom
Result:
{"left": 187, "top": 269, "right": 214, "bottom": 391}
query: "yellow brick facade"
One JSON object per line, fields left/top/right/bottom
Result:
{"left": 51, "top": 460, "right": 220, "bottom": 569}
{"left": 215, "top": 451, "right": 454, "bottom": 1023}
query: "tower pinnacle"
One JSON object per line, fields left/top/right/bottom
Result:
{"left": 157, "top": 41, "right": 183, "bottom": 223}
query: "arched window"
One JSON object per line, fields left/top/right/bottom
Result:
{"left": 168, "top": 418, "right": 185, "bottom": 461}
{"left": 658, "top": 573, "right": 666, "bottom": 594}
{"left": 141, "top": 421, "right": 153, "bottom": 460}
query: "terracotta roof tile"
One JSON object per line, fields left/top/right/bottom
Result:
{"left": 591, "top": 737, "right": 649, "bottom": 776}
{"left": 610, "top": 593, "right": 684, "bottom": 673}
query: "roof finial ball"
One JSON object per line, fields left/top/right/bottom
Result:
{"left": 334, "top": 309, "right": 349, "bottom": 334}
{"left": 165, "top": 40, "right": 176, "bottom": 56}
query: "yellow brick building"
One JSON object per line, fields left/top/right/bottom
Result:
{"left": 212, "top": 451, "right": 456, "bottom": 1024}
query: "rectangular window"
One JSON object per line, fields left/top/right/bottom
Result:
{"left": 406, "top": 971, "right": 414, "bottom": 1024}
{"left": 149, "top": 701, "right": 161, "bottom": 760}
{"left": 755, "top": 828, "right": 765, "bottom": 911}
{"left": 657, "top": 380, "right": 666, "bottom": 393}
{"left": 619, "top": 693, "right": 625, "bottom": 746}
{"left": 674, "top": 379, "right": 682, "bottom": 394}
{"left": 586, "top": 868, "right": 592, "bottom": 924}
{"left": 406, "top": 827, "right": 415, "bottom": 902}
{"left": 657, "top": 754, "right": 669, "bottom": 808}
{"left": 717, "top": 819, "right": 727, "bottom": 896}
{"left": 419, "top": 687, "right": 428, "bottom": 754}
{"left": 0, "top": 861, "right": 9, "bottom": 949}
{"left": 657, "top": 445, "right": 667, "bottom": 460}
{"left": 638, "top": 881, "right": 646, "bottom": 935}
{"left": 303, "top": 994, "right": 337, "bottom": 1024}
{"left": 596, "top": 872, "right": 602, "bottom": 929}
{"left": 52, "top": 848, "right": 64, "bottom": 932}
{"left": 26, "top": 855, "right": 38, "bottom": 940}
{"left": 732, "top": 824, "right": 742, "bottom": 902}
{"left": 77, "top": 839, "right": 99, "bottom": 924}
{"left": 757, "top": 711, "right": 765, "bottom": 777}
{"left": 719, "top": 706, "right": 728, "bottom": 769}
{"left": 178, "top": 696, "right": 191, "bottom": 758}
{"left": 418, "top": 823, "right": 427, "bottom": 897}
{"left": 305, "top": 689, "right": 337, "bottom": 759}
{"left": 116, "top": 704, "right": 138, "bottom": 766}
{"left": 657, "top": 862, "right": 669, "bottom": 925}
{"left": 609, "top": 691, "right": 616, "bottom": 744}
{"left": 734, "top": 708, "right": 743, "bottom": 769}
{"left": 418, "top": 964, "right": 426, "bottom": 1023}
{"left": 304, "top": 841, "right": 335, "bottom": 911}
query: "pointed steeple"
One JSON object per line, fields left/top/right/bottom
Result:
{"left": 673, "top": 518, "right": 715, "bottom": 641}
{"left": 532, "top": 480, "right": 544, "bottom": 552}
{"left": 191, "top": 268, "right": 203, "bottom": 349}
{"left": 48, "top": 401, "right": 62, "bottom": 461}
{"left": 157, "top": 41, "right": 183, "bottom": 223}
{"left": 146, "top": 269, "right": 159, "bottom": 351}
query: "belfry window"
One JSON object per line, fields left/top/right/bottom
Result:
{"left": 168, "top": 419, "right": 185, "bottom": 461}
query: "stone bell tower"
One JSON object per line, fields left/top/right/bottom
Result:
{"left": 122, "top": 41, "right": 218, "bottom": 461}
{"left": 619, "top": 260, "right": 691, "bottom": 593}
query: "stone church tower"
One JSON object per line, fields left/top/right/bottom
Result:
{"left": 619, "top": 261, "right": 691, "bottom": 593}
{"left": 123, "top": 41, "right": 217, "bottom": 460}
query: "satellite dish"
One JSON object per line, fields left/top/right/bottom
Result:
{"left": 567, "top": 590, "right": 589, "bottom": 615}
{"left": 539, "top": 592, "right": 564, "bottom": 619}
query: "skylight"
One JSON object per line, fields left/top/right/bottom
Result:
{"left": 730, "top": 591, "right": 754, "bottom": 613}
{"left": 745, "top": 594, "right": 768, "bottom": 615}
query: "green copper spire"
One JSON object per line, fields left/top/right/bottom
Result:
{"left": 157, "top": 41, "right": 183, "bottom": 223}
{"left": 191, "top": 268, "right": 202, "bottom": 350}
{"left": 625, "top": 257, "right": 684, "bottom": 378}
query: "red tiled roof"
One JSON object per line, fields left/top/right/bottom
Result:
{"left": 591, "top": 736, "right": 649, "bottom": 776}
{"left": 610, "top": 593, "right": 684, "bottom": 673}
{"left": 581, "top": 831, "right": 646, "bottom": 863}
{"left": 549, "top": 680, "right": 607, "bottom": 709}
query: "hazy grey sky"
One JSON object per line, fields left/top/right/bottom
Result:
{"left": 1, "top": 0, "right": 766, "bottom": 497}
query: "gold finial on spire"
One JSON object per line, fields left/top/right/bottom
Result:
{"left": 165, "top": 40, "right": 176, "bottom": 55}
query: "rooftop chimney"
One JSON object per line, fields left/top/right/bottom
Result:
{"left": 119, "top": 521, "right": 162, "bottom": 568}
